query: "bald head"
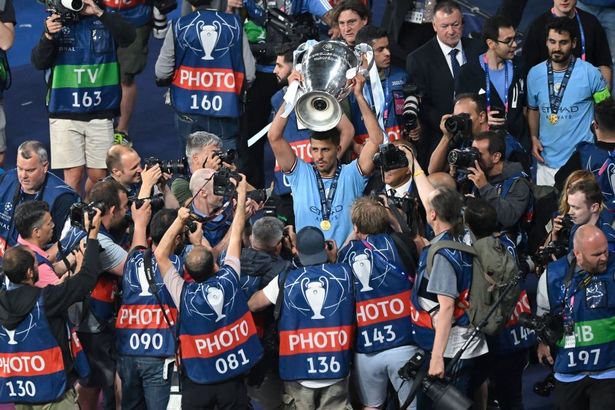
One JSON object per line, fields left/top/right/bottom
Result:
{"left": 428, "top": 172, "right": 457, "bottom": 190}
{"left": 573, "top": 225, "right": 609, "bottom": 274}
{"left": 190, "top": 168, "right": 215, "bottom": 195}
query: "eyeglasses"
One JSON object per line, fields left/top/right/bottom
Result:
{"left": 495, "top": 35, "right": 520, "bottom": 47}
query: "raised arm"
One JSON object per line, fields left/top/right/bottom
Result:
{"left": 356, "top": 74, "right": 385, "bottom": 175}
{"left": 226, "top": 175, "right": 247, "bottom": 260}
{"left": 155, "top": 208, "right": 189, "bottom": 278}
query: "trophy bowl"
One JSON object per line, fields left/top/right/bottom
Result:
{"left": 295, "top": 41, "right": 361, "bottom": 132}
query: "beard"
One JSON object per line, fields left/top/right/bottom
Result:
{"left": 550, "top": 51, "right": 571, "bottom": 64}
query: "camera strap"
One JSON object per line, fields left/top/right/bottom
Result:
{"left": 143, "top": 249, "right": 177, "bottom": 332}
{"left": 312, "top": 164, "right": 341, "bottom": 226}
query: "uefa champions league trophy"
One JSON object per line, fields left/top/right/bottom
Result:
{"left": 293, "top": 40, "right": 373, "bottom": 131}
{"left": 197, "top": 20, "right": 221, "bottom": 60}
{"left": 352, "top": 253, "right": 373, "bottom": 292}
{"left": 206, "top": 286, "right": 226, "bottom": 322}
{"left": 4, "top": 327, "right": 17, "bottom": 345}
{"left": 302, "top": 277, "right": 329, "bottom": 319}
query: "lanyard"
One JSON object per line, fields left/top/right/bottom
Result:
{"left": 551, "top": 8, "right": 586, "bottom": 61}
{"left": 383, "top": 71, "right": 391, "bottom": 122}
{"left": 547, "top": 56, "right": 576, "bottom": 116}
{"left": 482, "top": 53, "right": 510, "bottom": 114}
{"left": 313, "top": 164, "right": 341, "bottom": 222}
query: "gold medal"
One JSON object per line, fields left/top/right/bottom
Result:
{"left": 548, "top": 113, "right": 559, "bottom": 125}
{"left": 320, "top": 220, "right": 331, "bottom": 231}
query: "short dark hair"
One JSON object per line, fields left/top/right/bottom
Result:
{"left": 106, "top": 144, "right": 137, "bottom": 173}
{"left": 474, "top": 130, "right": 506, "bottom": 157}
{"left": 454, "top": 93, "right": 487, "bottom": 115}
{"left": 595, "top": 98, "right": 615, "bottom": 132}
{"left": 150, "top": 209, "right": 178, "bottom": 245}
{"left": 464, "top": 198, "right": 498, "bottom": 239}
{"left": 3, "top": 246, "right": 35, "bottom": 284}
{"left": 356, "top": 25, "right": 388, "bottom": 46}
{"left": 546, "top": 16, "right": 579, "bottom": 42}
{"left": 311, "top": 128, "right": 341, "bottom": 146}
{"left": 185, "top": 246, "right": 215, "bottom": 282}
{"left": 333, "top": 0, "right": 370, "bottom": 23}
{"left": 275, "top": 43, "right": 296, "bottom": 64}
{"left": 186, "top": 0, "right": 213, "bottom": 7}
{"left": 434, "top": 0, "right": 462, "bottom": 16}
{"left": 88, "top": 179, "right": 127, "bottom": 214}
{"left": 482, "top": 15, "right": 514, "bottom": 43}
{"left": 14, "top": 201, "right": 50, "bottom": 239}
{"left": 429, "top": 188, "right": 464, "bottom": 235}
{"left": 568, "top": 179, "right": 603, "bottom": 209}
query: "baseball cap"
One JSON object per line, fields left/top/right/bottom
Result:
{"left": 296, "top": 226, "right": 328, "bottom": 266}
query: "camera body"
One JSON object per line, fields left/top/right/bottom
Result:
{"left": 559, "top": 214, "right": 574, "bottom": 241}
{"left": 47, "top": 0, "right": 84, "bottom": 24}
{"left": 69, "top": 201, "right": 107, "bottom": 231}
{"left": 518, "top": 312, "right": 564, "bottom": 346}
{"left": 447, "top": 147, "right": 480, "bottom": 170}
{"left": 373, "top": 144, "right": 409, "bottom": 171}
{"left": 532, "top": 241, "right": 569, "bottom": 267}
{"left": 213, "top": 168, "right": 241, "bottom": 198}
{"left": 215, "top": 149, "right": 237, "bottom": 165}
{"left": 144, "top": 156, "right": 190, "bottom": 176}
{"left": 445, "top": 113, "right": 472, "bottom": 138}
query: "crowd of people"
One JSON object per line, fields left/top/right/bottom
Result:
{"left": 1, "top": 0, "right": 615, "bottom": 409}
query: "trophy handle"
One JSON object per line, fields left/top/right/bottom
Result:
{"left": 353, "top": 43, "right": 375, "bottom": 74}
{"left": 319, "top": 276, "right": 329, "bottom": 305}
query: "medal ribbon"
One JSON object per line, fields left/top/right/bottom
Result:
{"left": 482, "top": 53, "right": 510, "bottom": 115}
{"left": 313, "top": 164, "right": 341, "bottom": 223}
{"left": 547, "top": 56, "right": 576, "bottom": 119}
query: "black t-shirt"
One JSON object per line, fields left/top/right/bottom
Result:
{"left": 522, "top": 9, "right": 612, "bottom": 72}
{"left": 0, "top": 0, "right": 16, "bottom": 24}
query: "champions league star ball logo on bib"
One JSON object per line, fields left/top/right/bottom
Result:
{"left": 0, "top": 306, "right": 39, "bottom": 345}
{"left": 285, "top": 267, "right": 350, "bottom": 320}
{"left": 177, "top": 12, "right": 242, "bottom": 59}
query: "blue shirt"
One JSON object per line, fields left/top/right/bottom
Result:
{"left": 287, "top": 0, "right": 331, "bottom": 17}
{"left": 527, "top": 59, "right": 608, "bottom": 168}
{"left": 286, "top": 159, "right": 368, "bottom": 246}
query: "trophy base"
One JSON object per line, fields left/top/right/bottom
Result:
{"left": 295, "top": 92, "right": 342, "bottom": 132}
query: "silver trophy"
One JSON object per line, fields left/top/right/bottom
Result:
{"left": 302, "top": 277, "right": 328, "bottom": 319}
{"left": 197, "top": 20, "right": 221, "bottom": 60}
{"left": 351, "top": 253, "right": 373, "bottom": 292}
{"left": 294, "top": 40, "right": 373, "bottom": 131}
{"left": 205, "top": 286, "right": 226, "bottom": 322}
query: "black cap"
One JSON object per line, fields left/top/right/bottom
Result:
{"left": 296, "top": 226, "right": 328, "bottom": 266}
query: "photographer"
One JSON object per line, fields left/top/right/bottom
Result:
{"left": 427, "top": 93, "right": 489, "bottom": 175}
{"left": 31, "top": 0, "right": 136, "bottom": 195}
{"left": 155, "top": 175, "right": 263, "bottom": 410}
{"left": 73, "top": 179, "right": 151, "bottom": 410}
{"left": 552, "top": 179, "right": 615, "bottom": 251}
{"left": 466, "top": 130, "right": 531, "bottom": 231}
{"left": 535, "top": 225, "right": 615, "bottom": 409}
{"left": 0, "top": 141, "right": 79, "bottom": 255}
{"left": 0, "top": 208, "right": 101, "bottom": 408}
{"left": 401, "top": 146, "right": 489, "bottom": 408}
{"left": 115, "top": 209, "right": 184, "bottom": 410}
{"left": 337, "top": 196, "right": 418, "bottom": 408}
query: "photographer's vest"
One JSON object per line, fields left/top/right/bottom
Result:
{"left": 87, "top": 227, "right": 119, "bottom": 326}
{"left": 409, "top": 232, "right": 472, "bottom": 351}
{"left": 0, "top": 297, "right": 66, "bottom": 403}
{"left": 350, "top": 67, "right": 407, "bottom": 146}
{"left": 278, "top": 264, "right": 354, "bottom": 381}
{"left": 0, "top": 170, "right": 78, "bottom": 257}
{"left": 264, "top": 89, "right": 312, "bottom": 196}
{"left": 47, "top": 16, "right": 121, "bottom": 115}
{"left": 547, "top": 255, "right": 615, "bottom": 374}
{"left": 116, "top": 250, "right": 181, "bottom": 357}
{"left": 569, "top": 216, "right": 615, "bottom": 252}
{"left": 486, "top": 236, "right": 536, "bottom": 353}
{"left": 171, "top": 11, "right": 245, "bottom": 118}
{"left": 178, "top": 264, "right": 262, "bottom": 384}
{"left": 577, "top": 141, "right": 610, "bottom": 174}
{"left": 191, "top": 203, "right": 233, "bottom": 247}
{"left": 102, "top": 0, "right": 152, "bottom": 27}
{"left": 339, "top": 234, "right": 413, "bottom": 354}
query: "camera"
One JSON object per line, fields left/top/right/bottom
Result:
{"left": 152, "top": 0, "right": 177, "bottom": 14}
{"left": 144, "top": 157, "right": 190, "bottom": 176}
{"left": 398, "top": 350, "right": 472, "bottom": 410}
{"left": 447, "top": 147, "right": 480, "bottom": 169}
{"left": 213, "top": 168, "right": 242, "bottom": 198}
{"left": 445, "top": 113, "right": 472, "bottom": 137}
{"left": 559, "top": 214, "right": 574, "bottom": 241}
{"left": 215, "top": 149, "right": 237, "bottom": 165}
{"left": 402, "top": 83, "right": 421, "bottom": 135}
{"left": 69, "top": 201, "right": 107, "bottom": 231}
{"left": 247, "top": 189, "right": 267, "bottom": 204}
{"left": 373, "top": 144, "right": 409, "bottom": 171}
{"left": 518, "top": 312, "right": 564, "bottom": 346}
{"left": 46, "top": 0, "right": 83, "bottom": 23}
{"left": 531, "top": 241, "right": 569, "bottom": 267}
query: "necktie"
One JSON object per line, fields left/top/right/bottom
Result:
{"left": 449, "top": 48, "right": 461, "bottom": 78}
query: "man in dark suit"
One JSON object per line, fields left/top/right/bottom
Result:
{"left": 406, "top": 0, "right": 484, "bottom": 169}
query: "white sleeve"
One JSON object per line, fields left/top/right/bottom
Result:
{"left": 536, "top": 273, "right": 550, "bottom": 316}
{"left": 262, "top": 275, "right": 280, "bottom": 304}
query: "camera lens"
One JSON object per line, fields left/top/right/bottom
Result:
{"left": 312, "top": 98, "right": 328, "bottom": 111}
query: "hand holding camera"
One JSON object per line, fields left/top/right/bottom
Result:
{"left": 131, "top": 199, "right": 151, "bottom": 228}
{"left": 84, "top": 206, "right": 102, "bottom": 238}
{"left": 141, "top": 163, "right": 163, "bottom": 192}
{"left": 467, "top": 160, "right": 488, "bottom": 189}
{"left": 487, "top": 107, "right": 506, "bottom": 129}
{"left": 81, "top": 0, "right": 104, "bottom": 17}
{"left": 203, "top": 150, "right": 222, "bottom": 171}
{"left": 44, "top": 14, "right": 63, "bottom": 39}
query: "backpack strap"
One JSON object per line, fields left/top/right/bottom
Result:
{"left": 390, "top": 232, "right": 418, "bottom": 278}
{"left": 426, "top": 240, "right": 476, "bottom": 274}
{"left": 143, "top": 249, "right": 176, "bottom": 332}
{"left": 273, "top": 266, "right": 292, "bottom": 322}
